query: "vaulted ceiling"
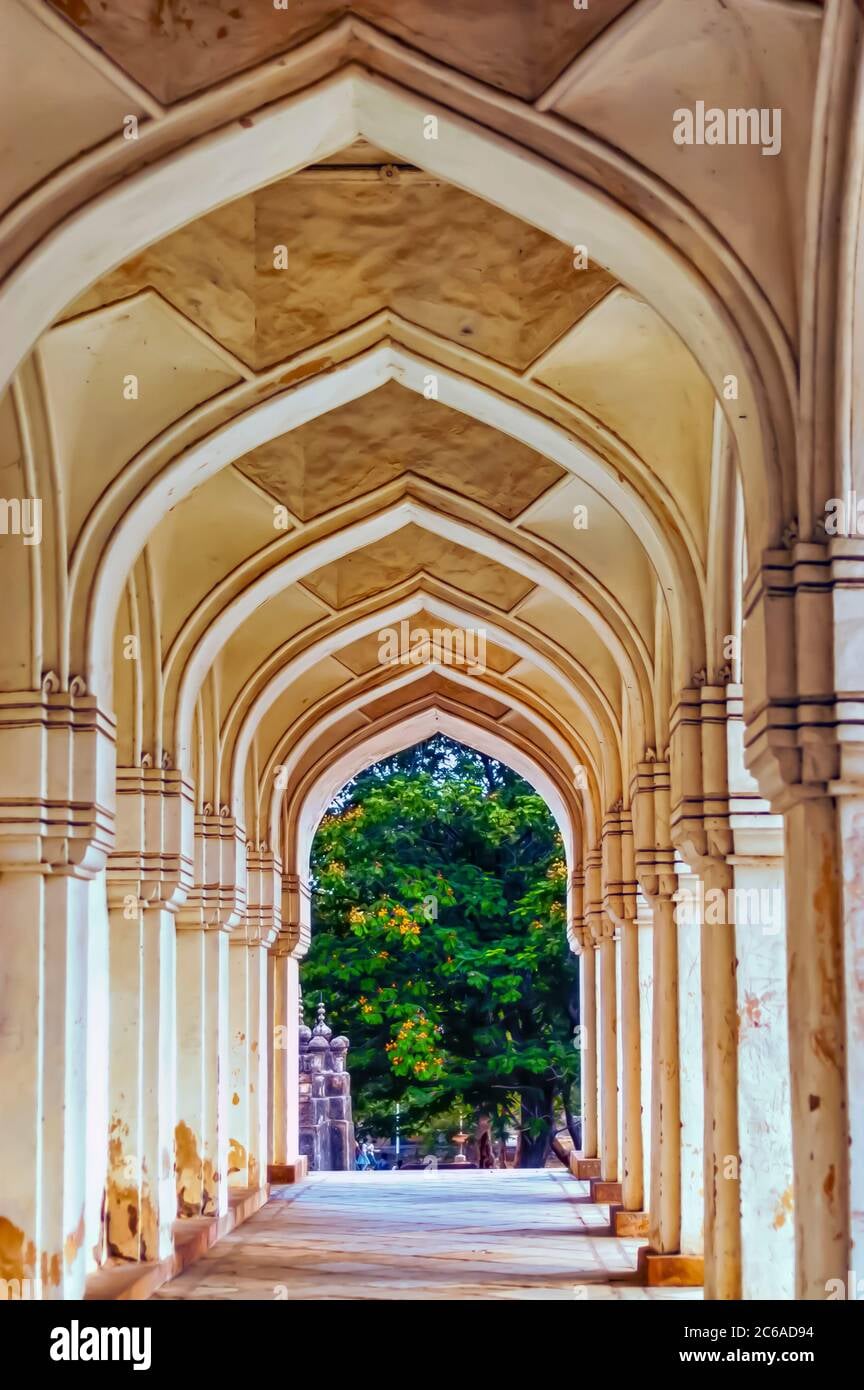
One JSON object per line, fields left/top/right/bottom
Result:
{"left": 1, "top": 0, "right": 823, "bottom": 862}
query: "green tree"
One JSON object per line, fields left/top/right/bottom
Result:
{"left": 302, "top": 736, "right": 580, "bottom": 1167}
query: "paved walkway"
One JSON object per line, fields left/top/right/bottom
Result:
{"left": 152, "top": 1169, "right": 702, "bottom": 1300}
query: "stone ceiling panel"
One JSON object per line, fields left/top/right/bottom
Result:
{"left": 507, "top": 663, "right": 601, "bottom": 762}
{"left": 144, "top": 466, "right": 283, "bottom": 655}
{"left": 65, "top": 172, "right": 614, "bottom": 371}
{"left": 335, "top": 609, "right": 519, "bottom": 677}
{"left": 301, "top": 523, "right": 535, "bottom": 611}
{"left": 551, "top": 0, "right": 821, "bottom": 343}
{"left": 235, "top": 381, "right": 564, "bottom": 521}
{"left": 359, "top": 673, "right": 510, "bottom": 723}
{"left": 252, "top": 656, "right": 354, "bottom": 765}
{"left": 520, "top": 476, "right": 656, "bottom": 653}
{"left": 213, "top": 585, "right": 331, "bottom": 715}
{"left": 47, "top": 0, "right": 638, "bottom": 104}
{"left": 37, "top": 294, "right": 242, "bottom": 553}
{"left": 515, "top": 590, "right": 624, "bottom": 717}
{"left": 533, "top": 290, "right": 713, "bottom": 564}
{"left": 1, "top": 0, "right": 148, "bottom": 215}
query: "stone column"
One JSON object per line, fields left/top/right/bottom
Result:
{"left": 581, "top": 850, "right": 604, "bottom": 1164}
{"left": 0, "top": 688, "right": 114, "bottom": 1299}
{"left": 268, "top": 872, "right": 311, "bottom": 1181}
{"left": 732, "top": 845, "right": 793, "bottom": 1299}
{"left": 675, "top": 861, "right": 705, "bottom": 1262}
{"left": 597, "top": 923, "right": 618, "bottom": 1183}
{"left": 619, "top": 913, "right": 643, "bottom": 1213}
{"left": 175, "top": 923, "right": 229, "bottom": 1217}
{"left": 270, "top": 944, "right": 300, "bottom": 1169}
{"left": 604, "top": 804, "right": 642, "bottom": 1216}
{"left": 228, "top": 933, "right": 252, "bottom": 1188}
{"left": 105, "top": 899, "right": 177, "bottom": 1261}
{"left": 85, "top": 871, "right": 111, "bottom": 1274}
{"left": 646, "top": 883, "right": 681, "bottom": 1254}
{"left": 672, "top": 679, "right": 742, "bottom": 1296}
{"left": 743, "top": 533, "right": 864, "bottom": 1297}
{"left": 224, "top": 848, "right": 282, "bottom": 1194}
{"left": 783, "top": 795, "right": 848, "bottom": 1298}
{"left": 632, "top": 753, "right": 682, "bottom": 1263}
{"left": 246, "top": 929, "right": 270, "bottom": 1193}
{"left": 637, "top": 891, "right": 654, "bottom": 1214}
{"left": 839, "top": 792, "right": 864, "bottom": 1280}
{"left": 106, "top": 766, "right": 193, "bottom": 1262}
{"left": 175, "top": 808, "right": 245, "bottom": 1219}
{"left": 578, "top": 937, "right": 598, "bottom": 1160}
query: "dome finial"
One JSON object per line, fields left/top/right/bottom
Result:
{"left": 312, "top": 993, "right": 332, "bottom": 1040}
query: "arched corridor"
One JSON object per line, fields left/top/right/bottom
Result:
{"left": 1, "top": 0, "right": 863, "bottom": 1313}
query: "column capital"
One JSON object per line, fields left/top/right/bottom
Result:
{"left": 176, "top": 809, "right": 248, "bottom": 928}
{"left": 637, "top": 869, "right": 679, "bottom": 906}
{"left": 243, "top": 845, "right": 282, "bottom": 947}
{"left": 280, "top": 872, "right": 311, "bottom": 959}
{"left": 602, "top": 802, "right": 636, "bottom": 925}
{"left": 0, "top": 687, "right": 115, "bottom": 875}
{"left": 669, "top": 683, "right": 737, "bottom": 867}
{"left": 743, "top": 535, "right": 864, "bottom": 811}
{"left": 567, "top": 923, "right": 590, "bottom": 954}
{"left": 108, "top": 765, "right": 195, "bottom": 911}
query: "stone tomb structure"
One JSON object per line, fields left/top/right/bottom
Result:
{"left": 299, "top": 1002, "right": 356, "bottom": 1172}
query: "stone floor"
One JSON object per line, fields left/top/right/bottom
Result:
{"left": 152, "top": 1169, "right": 703, "bottom": 1300}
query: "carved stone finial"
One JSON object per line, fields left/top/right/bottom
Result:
{"left": 782, "top": 518, "right": 799, "bottom": 548}
{"left": 312, "top": 995, "right": 332, "bottom": 1040}
{"left": 161, "top": 750, "right": 172, "bottom": 770}
{"left": 203, "top": 801, "right": 214, "bottom": 816}
{"left": 42, "top": 671, "right": 60, "bottom": 694}
{"left": 693, "top": 667, "right": 707, "bottom": 687}
{"left": 219, "top": 804, "right": 231, "bottom": 818}
{"left": 69, "top": 675, "right": 87, "bottom": 697}
{"left": 718, "top": 663, "right": 734, "bottom": 683}
{"left": 140, "top": 751, "right": 153, "bottom": 768}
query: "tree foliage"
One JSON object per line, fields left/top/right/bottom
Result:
{"left": 302, "top": 736, "right": 580, "bottom": 1166}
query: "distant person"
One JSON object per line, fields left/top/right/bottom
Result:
{"left": 478, "top": 1130, "right": 494, "bottom": 1169}
{"left": 365, "top": 1140, "right": 386, "bottom": 1170}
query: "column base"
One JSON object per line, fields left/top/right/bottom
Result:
{"left": 569, "top": 1153, "right": 601, "bottom": 1179}
{"left": 84, "top": 1185, "right": 269, "bottom": 1301}
{"left": 609, "top": 1205, "right": 650, "bottom": 1237}
{"left": 636, "top": 1246, "right": 704, "bottom": 1287}
{"left": 267, "top": 1156, "right": 308, "bottom": 1183}
{"left": 589, "top": 1178, "right": 623, "bottom": 1204}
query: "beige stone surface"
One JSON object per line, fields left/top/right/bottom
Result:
{"left": 67, "top": 177, "right": 614, "bottom": 372}
{"left": 46, "top": 0, "right": 637, "bottom": 104}
{"left": 302, "top": 524, "right": 537, "bottom": 612}
{"left": 151, "top": 1170, "right": 702, "bottom": 1300}
{"left": 236, "top": 383, "right": 566, "bottom": 520}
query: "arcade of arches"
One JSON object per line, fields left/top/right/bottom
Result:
{"left": 0, "top": 0, "right": 862, "bottom": 1303}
